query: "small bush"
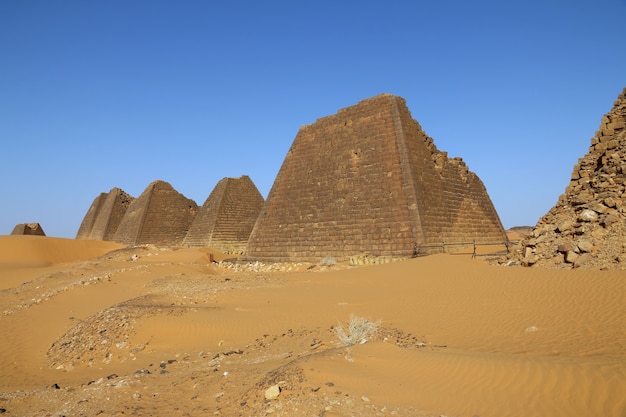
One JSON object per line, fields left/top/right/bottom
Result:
{"left": 335, "top": 315, "right": 380, "bottom": 346}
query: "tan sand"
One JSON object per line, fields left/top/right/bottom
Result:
{"left": 0, "top": 236, "right": 624, "bottom": 416}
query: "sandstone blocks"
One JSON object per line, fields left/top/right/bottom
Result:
{"left": 244, "top": 94, "right": 506, "bottom": 262}
{"left": 112, "top": 180, "right": 198, "bottom": 246}
{"left": 183, "top": 175, "right": 264, "bottom": 254}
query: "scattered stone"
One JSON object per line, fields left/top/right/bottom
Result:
{"left": 577, "top": 240, "right": 593, "bottom": 253}
{"left": 264, "top": 384, "right": 281, "bottom": 400}
{"left": 557, "top": 242, "right": 573, "bottom": 253}
{"left": 556, "top": 220, "right": 574, "bottom": 233}
{"left": 573, "top": 253, "right": 593, "bottom": 268}
{"left": 565, "top": 251, "right": 579, "bottom": 264}
{"left": 578, "top": 209, "right": 598, "bottom": 222}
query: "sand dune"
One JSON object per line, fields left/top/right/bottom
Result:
{"left": 0, "top": 236, "right": 624, "bottom": 416}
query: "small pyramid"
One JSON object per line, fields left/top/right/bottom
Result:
{"left": 183, "top": 175, "right": 264, "bottom": 253}
{"left": 520, "top": 87, "right": 626, "bottom": 269}
{"left": 244, "top": 94, "right": 505, "bottom": 262}
{"left": 11, "top": 223, "right": 46, "bottom": 236}
{"left": 112, "top": 180, "right": 198, "bottom": 246}
{"left": 76, "top": 188, "right": 134, "bottom": 240}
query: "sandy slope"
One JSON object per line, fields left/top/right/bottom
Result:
{"left": 0, "top": 236, "right": 624, "bottom": 417}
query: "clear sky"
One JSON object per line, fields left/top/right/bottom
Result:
{"left": 1, "top": 1, "right": 625, "bottom": 238}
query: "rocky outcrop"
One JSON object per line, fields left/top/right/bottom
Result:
{"left": 515, "top": 87, "right": 626, "bottom": 269}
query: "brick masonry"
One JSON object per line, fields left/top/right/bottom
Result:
{"left": 183, "top": 175, "right": 264, "bottom": 253}
{"left": 112, "top": 180, "right": 198, "bottom": 246}
{"left": 76, "top": 188, "right": 134, "bottom": 240}
{"left": 244, "top": 94, "right": 506, "bottom": 262}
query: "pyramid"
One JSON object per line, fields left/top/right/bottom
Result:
{"left": 244, "top": 94, "right": 506, "bottom": 262}
{"left": 519, "top": 87, "right": 626, "bottom": 269}
{"left": 183, "top": 175, "right": 264, "bottom": 253}
{"left": 76, "top": 188, "right": 134, "bottom": 240}
{"left": 11, "top": 223, "right": 46, "bottom": 236}
{"left": 112, "top": 180, "right": 198, "bottom": 246}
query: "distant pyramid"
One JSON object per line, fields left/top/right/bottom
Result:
{"left": 112, "top": 180, "right": 198, "bottom": 246}
{"left": 520, "top": 87, "right": 626, "bottom": 269}
{"left": 183, "top": 175, "right": 264, "bottom": 253}
{"left": 76, "top": 188, "right": 134, "bottom": 240}
{"left": 11, "top": 223, "right": 45, "bottom": 236}
{"left": 244, "top": 94, "right": 506, "bottom": 262}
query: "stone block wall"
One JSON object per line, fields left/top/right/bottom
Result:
{"left": 75, "top": 192, "right": 107, "bottom": 239}
{"left": 183, "top": 175, "right": 264, "bottom": 253}
{"left": 76, "top": 188, "right": 134, "bottom": 240}
{"left": 244, "top": 94, "right": 505, "bottom": 262}
{"left": 112, "top": 180, "right": 198, "bottom": 246}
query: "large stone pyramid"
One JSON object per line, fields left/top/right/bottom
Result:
{"left": 244, "top": 94, "right": 506, "bottom": 262}
{"left": 183, "top": 175, "right": 264, "bottom": 253}
{"left": 112, "top": 180, "right": 198, "bottom": 246}
{"left": 519, "top": 87, "right": 626, "bottom": 269}
{"left": 76, "top": 187, "right": 134, "bottom": 240}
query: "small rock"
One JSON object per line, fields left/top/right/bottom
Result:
{"left": 556, "top": 220, "right": 574, "bottom": 233}
{"left": 565, "top": 251, "right": 579, "bottom": 263}
{"left": 557, "top": 242, "right": 573, "bottom": 253}
{"left": 601, "top": 213, "right": 620, "bottom": 227}
{"left": 573, "top": 253, "right": 593, "bottom": 268}
{"left": 577, "top": 240, "right": 593, "bottom": 253}
{"left": 264, "top": 384, "right": 281, "bottom": 400}
{"left": 578, "top": 209, "right": 598, "bottom": 222}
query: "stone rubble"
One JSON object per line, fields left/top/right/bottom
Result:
{"left": 504, "top": 87, "right": 626, "bottom": 269}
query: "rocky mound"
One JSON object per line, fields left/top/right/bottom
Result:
{"left": 511, "top": 87, "right": 626, "bottom": 269}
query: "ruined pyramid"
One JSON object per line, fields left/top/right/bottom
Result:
{"left": 183, "top": 175, "right": 264, "bottom": 253}
{"left": 244, "top": 94, "right": 506, "bottom": 262}
{"left": 520, "top": 87, "right": 626, "bottom": 269}
{"left": 11, "top": 223, "right": 46, "bottom": 236}
{"left": 112, "top": 180, "right": 198, "bottom": 246}
{"left": 76, "top": 187, "right": 134, "bottom": 240}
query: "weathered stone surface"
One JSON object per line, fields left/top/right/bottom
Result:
{"left": 264, "top": 384, "right": 281, "bottom": 400}
{"left": 76, "top": 188, "right": 134, "bottom": 240}
{"left": 573, "top": 253, "right": 593, "bottom": 268}
{"left": 577, "top": 239, "right": 594, "bottom": 253}
{"left": 11, "top": 222, "right": 46, "bottom": 236}
{"left": 112, "top": 180, "right": 198, "bottom": 246}
{"left": 244, "top": 94, "right": 506, "bottom": 262}
{"left": 505, "top": 87, "right": 626, "bottom": 269}
{"left": 556, "top": 220, "right": 574, "bottom": 233}
{"left": 183, "top": 176, "right": 264, "bottom": 254}
{"left": 578, "top": 209, "right": 598, "bottom": 222}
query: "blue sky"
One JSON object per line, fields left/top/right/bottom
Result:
{"left": 1, "top": 1, "right": 625, "bottom": 238}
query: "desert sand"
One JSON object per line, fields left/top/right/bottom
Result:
{"left": 0, "top": 235, "right": 624, "bottom": 417}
